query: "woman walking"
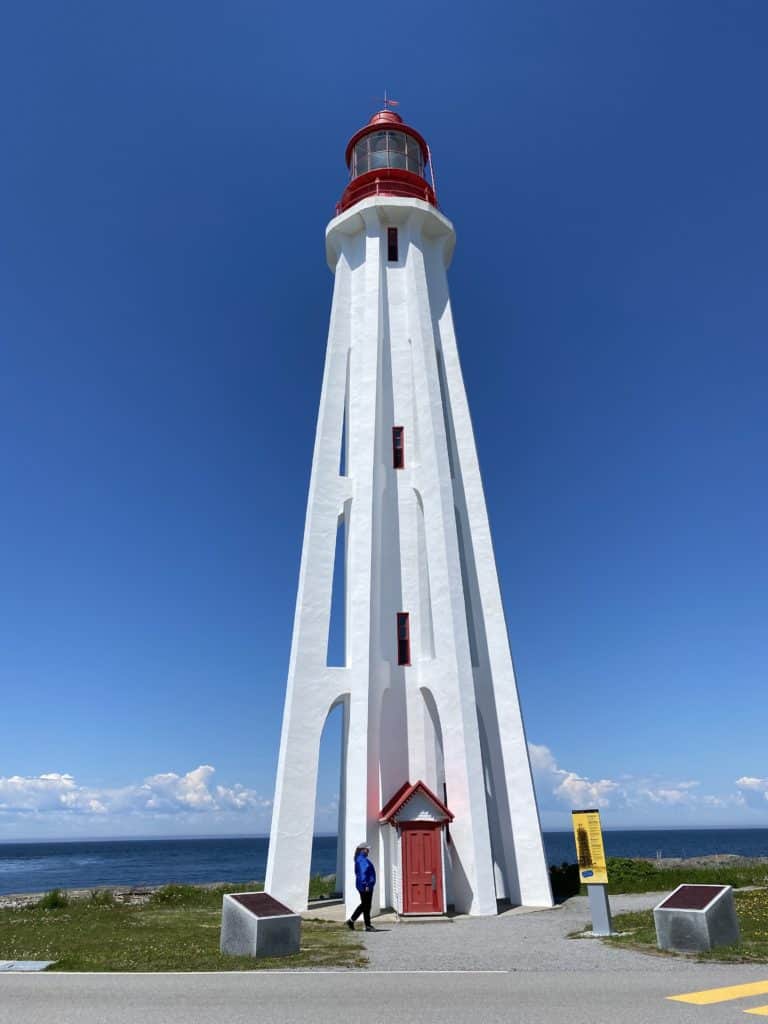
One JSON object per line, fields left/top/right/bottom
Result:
{"left": 346, "top": 841, "right": 376, "bottom": 932}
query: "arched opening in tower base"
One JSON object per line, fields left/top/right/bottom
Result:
{"left": 477, "top": 706, "right": 512, "bottom": 902}
{"left": 419, "top": 686, "right": 445, "bottom": 798}
{"left": 314, "top": 695, "right": 349, "bottom": 901}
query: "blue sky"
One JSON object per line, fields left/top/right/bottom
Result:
{"left": 0, "top": 0, "right": 766, "bottom": 840}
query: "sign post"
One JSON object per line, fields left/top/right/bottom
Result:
{"left": 571, "top": 808, "right": 613, "bottom": 936}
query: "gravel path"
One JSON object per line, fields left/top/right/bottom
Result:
{"left": 357, "top": 892, "right": 745, "bottom": 975}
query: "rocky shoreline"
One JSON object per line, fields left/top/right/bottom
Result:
{"left": 0, "top": 880, "right": 264, "bottom": 911}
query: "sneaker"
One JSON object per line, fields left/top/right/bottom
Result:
{"left": 365, "top": 925, "right": 376, "bottom": 932}
{"left": 346, "top": 919, "right": 355, "bottom": 930}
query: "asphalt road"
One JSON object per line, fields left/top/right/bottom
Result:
{"left": 4, "top": 967, "right": 768, "bottom": 1024}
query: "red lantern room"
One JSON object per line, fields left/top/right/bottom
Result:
{"left": 337, "top": 110, "right": 437, "bottom": 214}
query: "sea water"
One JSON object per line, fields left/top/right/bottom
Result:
{"left": 1, "top": 830, "right": 767, "bottom": 896}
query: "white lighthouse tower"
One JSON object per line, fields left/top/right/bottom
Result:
{"left": 265, "top": 108, "right": 553, "bottom": 917}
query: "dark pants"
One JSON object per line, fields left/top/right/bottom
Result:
{"left": 350, "top": 887, "right": 373, "bottom": 927}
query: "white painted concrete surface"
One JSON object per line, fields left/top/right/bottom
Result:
{"left": 265, "top": 196, "right": 552, "bottom": 917}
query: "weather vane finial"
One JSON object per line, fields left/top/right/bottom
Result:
{"left": 380, "top": 89, "right": 399, "bottom": 110}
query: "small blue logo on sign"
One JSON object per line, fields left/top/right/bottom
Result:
{"left": 582, "top": 870, "right": 594, "bottom": 878}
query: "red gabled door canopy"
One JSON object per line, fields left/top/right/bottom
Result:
{"left": 379, "top": 779, "right": 454, "bottom": 824}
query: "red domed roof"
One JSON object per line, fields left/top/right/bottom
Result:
{"left": 367, "top": 110, "right": 404, "bottom": 127}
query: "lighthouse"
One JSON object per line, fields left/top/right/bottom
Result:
{"left": 265, "top": 108, "right": 553, "bottom": 917}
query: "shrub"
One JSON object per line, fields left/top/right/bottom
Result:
{"left": 605, "top": 858, "right": 768, "bottom": 895}
{"left": 548, "top": 857, "right": 768, "bottom": 899}
{"left": 309, "top": 875, "right": 337, "bottom": 900}
{"left": 89, "top": 889, "right": 115, "bottom": 906}
{"left": 150, "top": 885, "right": 213, "bottom": 906}
{"left": 36, "top": 889, "right": 69, "bottom": 910}
{"left": 549, "top": 862, "right": 580, "bottom": 900}
{"left": 149, "top": 883, "right": 262, "bottom": 907}
{"left": 605, "top": 857, "right": 659, "bottom": 893}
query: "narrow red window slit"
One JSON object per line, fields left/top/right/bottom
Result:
{"left": 396, "top": 612, "right": 411, "bottom": 666}
{"left": 392, "top": 426, "right": 405, "bottom": 469}
{"left": 387, "top": 227, "right": 399, "bottom": 262}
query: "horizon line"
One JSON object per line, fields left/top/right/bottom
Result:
{"left": 2, "top": 824, "right": 768, "bottom": 844}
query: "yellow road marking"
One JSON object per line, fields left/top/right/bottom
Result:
{"left": 668, "top": 981, "right": 768, "bottom": 1005}
{"left": 744, "top": 1008, "right": 768, "bottom": 1017}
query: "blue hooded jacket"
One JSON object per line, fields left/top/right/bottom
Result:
{"left": 354, "top": 849, "right": 376, "bottom": 893}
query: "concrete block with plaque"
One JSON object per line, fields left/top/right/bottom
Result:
{"left": 220, "top": 892, "right": 301, "bottom": 958}
{"left": 654, "top": 884, "right": 740, "bottom": 953}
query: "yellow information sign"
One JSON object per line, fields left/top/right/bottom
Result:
{"left": 572, "top": 809, "right": 608, "bottom": 885}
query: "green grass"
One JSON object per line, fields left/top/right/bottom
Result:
{"left": 606, "top": 888, "right": 768, "bottom": 962}
{"left": 550, "top": 858, "right": 768, "bottom": 899}
{"left": 0, "top": 883, "right": 365, "bottom": 972}
{"left": 604, "top": 858, "right": 768, "bottom": 895}
{"left": 308, "top": 874, "right": 337, "bottom": 901}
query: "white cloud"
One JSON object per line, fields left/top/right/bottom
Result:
{"left": 3, "top": 753, "right": 764, "bottom": 835}
{"left": 638, "top": 786, "right": 693, "bottom": 805}
{"left": 735, "top": 777, "right": 768, "bottom": 808}
{"left": 736, "top": 777, "right": 768, "bottom": 794}
{"left": 0, "top": 773, "right": 83, "bottom": 813}
{"left": 526, "top": 743, "right": 743, "bottom": 818}
{"left": 553, "top": 772, "right": 620, "bottom": 807}
{"left": 702, "top": 793, "right": 746, "bottom": 809}
{"left": 528, "top": 743, "right": 620, "bottom": 808}
{"left": 529, "top": 744, "right": 768, "bottom": 824}
{"left": 0, "top": 766, "right": 271, "bottom": 821}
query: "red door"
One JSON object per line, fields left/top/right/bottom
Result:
{"left": 402, "top": 825, "right": 443, "bottom": 914}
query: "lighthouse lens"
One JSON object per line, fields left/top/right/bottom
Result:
{"left": 406, "top": 137, "right": 423, "bottom": 175}
{"left": 388, "top": 131, "right": 407, "bottom": 169}
{"left": 352, "top": 139, "right": 369, "bottom": 175}
{"left": 350, "top": 130, "right": 425, "bottom": 180}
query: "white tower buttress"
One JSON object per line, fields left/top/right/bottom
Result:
{"left": 266, "top": 110, "right": 553, "bottom": 917}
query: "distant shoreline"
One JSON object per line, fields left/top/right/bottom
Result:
{"left": 2, "top": 831, "right": 766, "bottom": 899}
{"left": 2, "top": 854, "right": 767, "bottom": 909}
{"left": 2, "top": 827, "right": 768, "bottom": 844}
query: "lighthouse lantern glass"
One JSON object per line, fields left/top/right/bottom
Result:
{"left": 352, "top": 130, "right": 424, "bottom": 179}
